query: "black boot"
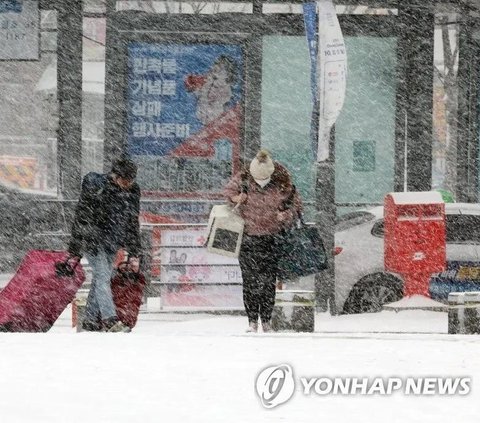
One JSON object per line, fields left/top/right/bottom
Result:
{"left": 102, "top": 317, "right": 131, "bottom": 333}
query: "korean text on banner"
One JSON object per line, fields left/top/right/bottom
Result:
{"left": 127, "top": 43, "right": 244, "bottom": 194}
{"left": 316, "top": 0, "right": 347, "bottom": 162}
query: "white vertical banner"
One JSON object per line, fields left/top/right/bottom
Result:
{"left": 316, "top": 0, "right": 347, "bottom": 162}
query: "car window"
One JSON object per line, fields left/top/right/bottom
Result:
{"left": 371, "top": 219, "right": 384, "bottom": 238}
{"left": 335, "top": 211, "right": 376, "bottom": 232}
{"left": 446, "top": 214, "right": 480, "bottom": 243}
{"left": 369, "top": 215, "right": 480, "bottom": 242}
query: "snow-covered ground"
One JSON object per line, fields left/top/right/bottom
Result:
{"left": 0, "top": 308, "right": 479, "bottom": 423}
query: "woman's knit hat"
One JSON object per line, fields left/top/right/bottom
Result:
{"left": 249, "top": 149, "right": 275, "bottom": 180}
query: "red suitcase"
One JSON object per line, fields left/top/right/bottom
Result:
{"left": 111, "top": 265, "right": 146, "bottom": 329}
{"left": 0, "top": 251, "right": 85, "bottom": 332}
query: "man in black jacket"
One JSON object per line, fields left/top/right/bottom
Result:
{"left": 68, "top": 158, "right": 141, "bottom": 332}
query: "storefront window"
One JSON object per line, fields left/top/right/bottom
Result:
{"left": 335, "top": 36, "right": 397, "bottom": 206}
{"left": 261, "top": 35, "right": 315, "bottom": 218}
{"left": 261, "top": 35, "right": 398, "bottom": 214}
{"left": 0, "top": 7, "right": 58, "bottom": 196}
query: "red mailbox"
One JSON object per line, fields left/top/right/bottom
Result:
{"left": 384, "top": 192, "right": 446, "bottom": 297}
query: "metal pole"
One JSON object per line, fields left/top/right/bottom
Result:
{"left": 104, "top": 0, "right": 123, "bottom": 170}
{"left": 57, "top": 0, "right": 83, "bottom": 199}
{"left": 315, "top": 126, "right": 336, "bottom": 314}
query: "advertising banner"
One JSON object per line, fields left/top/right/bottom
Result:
{"left": 159, "top": 247, "right": 239, "bottom": 266}
{"left": 317, "top": 0, "right": 347, "bottom": 161}
{"left": 127, "top": 43, "right": 244, "bottom": 196}
{"left": 159, "top": 228, "right": 209, "bottom": 247}
{"left": 160, "top": 285, "right": 243, "bottom": 309}
{"left": 160, "top": 265, "right": 242, "bottom": 285}
{"left": 0, "top": 156, "right": 38, "bottom": 189}
{"left": 0, "top": 0, "right": 39, "bottom": 60}
{"left": 149, "top": 227, "right": 242, "bottom": 309}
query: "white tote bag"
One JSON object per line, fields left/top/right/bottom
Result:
{"left": 206, "top": 204, "right": 244, "bottom": 258}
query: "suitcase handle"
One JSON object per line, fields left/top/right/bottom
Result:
{"left": 55, "top": 256, "right": 80, "bottom": 278}
{"left": 116, "top": 260, "right": 141, "bottom": 282}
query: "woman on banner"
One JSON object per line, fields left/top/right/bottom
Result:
{"left": 224, "top": 150, "right": 302, "bottom": 333}
{"left": 185, "top": 55, "right": 238, "bottom": 125}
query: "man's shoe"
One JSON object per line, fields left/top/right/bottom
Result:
{"left": 246, "top": 321, "right": 258, "bottom": 333}
{"left": 81, "top": 320, "right": 102, "bottom": 332}
{"left": 102, "top": 317, "right": 131, "bottom": 333}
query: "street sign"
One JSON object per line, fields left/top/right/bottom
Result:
{"left": 316, "top": 0, "right": 347, "bottom": 162}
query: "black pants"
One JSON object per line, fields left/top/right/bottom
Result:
{"left": 238, "top": 234, "right": 278, "bottom": 324}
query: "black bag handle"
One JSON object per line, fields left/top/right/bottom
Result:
{"left": 281, "top": 185, "right": 305, "bottom": 227}
{"left": 116, "top": 258, "right": 141, "bottom": 282}
{"left": 240, "top": 170, "right": 249, "bottom": 194}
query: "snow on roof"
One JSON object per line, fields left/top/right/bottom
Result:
{"left": 384, "top": 295, "right": 448, "bottom": 310}
{"left": 387, "top": 191, "right": 443, "bottom": 205}
{"left": 451, "top": 203, "right": 480, "bottom": 215}
{"left": 359, "top": 203, "right": 480, "bottom": 221}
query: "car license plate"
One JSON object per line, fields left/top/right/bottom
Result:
{"left": 457, "top": 266, "right": 480, "bottom": 280}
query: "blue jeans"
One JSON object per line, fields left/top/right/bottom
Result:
{"left": 85, "top": 248, "right": 117, "bottom": 322}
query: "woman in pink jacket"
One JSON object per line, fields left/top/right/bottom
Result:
{"left": 224, "top": 150, "right": 302, "bottom": 332}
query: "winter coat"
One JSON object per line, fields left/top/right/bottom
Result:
{"left": 224, "top": 162, "right": 302, "bottom": 236}
{"left": 68, "top": 172, "right": 141, "bottom": 258}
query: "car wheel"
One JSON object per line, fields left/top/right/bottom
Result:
{"left": 343, "top": 273, "right": 403, "bottom": 314}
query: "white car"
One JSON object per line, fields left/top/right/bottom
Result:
{"left": 335, "top": 203, "right": 480, "bottom": 314}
